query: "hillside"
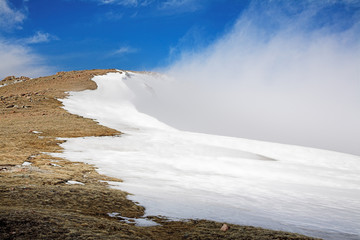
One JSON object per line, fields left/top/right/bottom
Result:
{"left": 0, "top": 70, "right": 320, "bottom": 240}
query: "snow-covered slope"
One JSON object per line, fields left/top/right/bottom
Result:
{"left": 55, "top": 72, "right": 360, "bottom": 240}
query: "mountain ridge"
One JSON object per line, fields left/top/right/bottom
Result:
{"left": 0, "top": 69, "right": 320, "bottom": 240}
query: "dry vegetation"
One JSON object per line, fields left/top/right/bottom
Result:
{"left": 0, "top": 70, "right": 321, "bottom": 239}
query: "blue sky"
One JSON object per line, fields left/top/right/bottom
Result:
{"left": 0, "top": 0, "right": 359, "bottom": 78}
{"left": 0, "top": 0, "right": 251, "bottom": 77}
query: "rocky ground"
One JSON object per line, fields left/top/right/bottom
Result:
{"left": 0, "top": 70, "right": 321, "bottom": 239}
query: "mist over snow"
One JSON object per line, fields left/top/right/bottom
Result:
{"left": 131, "top": 0, "right": 360, "bottom": 155}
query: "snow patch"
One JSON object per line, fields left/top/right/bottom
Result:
{"left": 66, "top": 180, "right": 84, "bottom": 185}
{"left": 49, "top": 163, "right": 61, "bottom": 167}
{"left": 107, "top": 212, "right": 159, "bottom": 227}
{"left": 0, "top": 79, "right": 25, "bottom": 88}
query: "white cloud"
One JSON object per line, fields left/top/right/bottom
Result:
{"left": 158, "top": 0, "right": 201, "bottom": 13}
{"left": 160, "top": 0, "right": 198, "bottom": 10}
{"left": 23, "top": 31, "right": 58, "bottom": 44}
{"left": 0, "top": 0, "right": 26, "bottom": 30}
{"left": 96, "top": 0, "right": 200, "bottom": 9}
{"left": 84, "top": 0, "right": 199, "bottom": 12}
{"left": 0, "top": 39, "right": 53, "bottom": 79}
{"left": 98, "top": 0, "right": 152, "bottom": 7}
{"left": 103, "top": 11, "right": 124, "bottom": 21}
{"left": 113, "top": 46, "right": 138, "bottom": 55}
{"left": 103, "top": 0, "right": 136, "bottom": 5}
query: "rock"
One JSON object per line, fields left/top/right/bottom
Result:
{"left": 220, "top": 223, "right": 229, "bottom": 232}
{"left": 1, "top": 76, "right": 15, "bottom": 81}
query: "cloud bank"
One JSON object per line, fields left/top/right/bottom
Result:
{"left": 138, "top": 0, "right": 360, "bottom": 155}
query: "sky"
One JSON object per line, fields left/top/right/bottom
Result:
{"left": 1, "top": 0, "right": 360, "bottom": 155}
{"left": 0, "top": 0, "right": 249, "bottom": 77}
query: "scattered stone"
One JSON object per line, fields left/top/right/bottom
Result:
{"left": 1, "top": 76, "right": 15, "bottom": 81}
{"left": 220, "top": 223, "right": 229, "bottom": 232}
{"left": 1, "top": 76, "right": 30, "bottom": 85}
{"left": 0, "top": 165, "right": 16, "bottom": 171}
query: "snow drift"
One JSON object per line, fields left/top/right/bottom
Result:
{"left": 55, "top": 71, "right": 360, "bottom": 240}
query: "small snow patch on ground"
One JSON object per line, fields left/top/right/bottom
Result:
{"left": 100, "top": 180, "right": 122, "bottom": 187}
{"left": 66, "top": 180, "right": 84, "bottom": 185}
{"left": 107, "top": 212, "right": 159, "bottom": 227}
{"left": 22, "top": 162, "right": 32, "bottom": 166}
{"left": 49, "top": 163, "right": 61, "bottom": 167}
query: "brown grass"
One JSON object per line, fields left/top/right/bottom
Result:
{"left": 0, "top": 70, "right": 321, "bottom": 239}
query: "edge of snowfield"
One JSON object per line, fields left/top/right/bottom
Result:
{"left": 53, "top": 71, "right": 360, "bottom": 240}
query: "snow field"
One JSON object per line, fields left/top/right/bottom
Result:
{"left": 54, "top": 72, "right": 360, "bottom": 240}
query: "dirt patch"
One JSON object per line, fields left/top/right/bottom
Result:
{"left": 0, "top": 70, "right": 321, "bottom": 239}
